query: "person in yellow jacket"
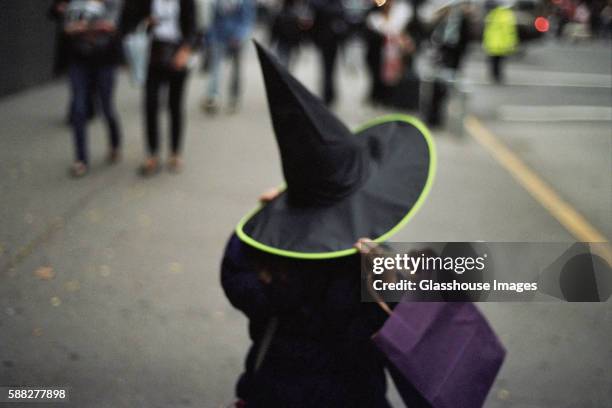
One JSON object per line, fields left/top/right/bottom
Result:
{"left": 483, "top": 3, "right": 518, "bottom": 83}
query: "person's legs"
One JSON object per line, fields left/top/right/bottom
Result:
{"left": 86, "top": 78, "right": 97, "bottom": 121}
{"left": 228, "top": 42, "right": 243, "bottom": 111}
{"left": 490, "top": 56, "right": 503, "bottom": 83}
{"left": 320, "top": 42, "right": 338, "bottom": 105}
{"left": 68, "top": 71, "right": 96, "bottom": 124}
{"left": 168, "top": 70, "right": 188, "bottom": 158}
{"left": 204, "top": 40, "right": 225, "bottom": 113}
{"left": 145, "top": 67, "right": 163, "bottom": 158}
{"left": 142, "top": 66, "right": 165, "bottom": 175}
{"left": 496, "top": 56, "right": 505, "bottom": 83}
{"left": 95, "top": 65, "right": 122, "bottom": 162}
{"left": 68, "top": 63, "right": 91, "bottom": 169}
{"left": 365, "top": 37, "right": 383, "bottom": 104}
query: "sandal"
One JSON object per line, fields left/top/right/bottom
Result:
{"left": 167, "top": 156, "right": 183, "bottom": 174}
{"left": 202, "top": 98, "right": 219, "bottom": 115}
{"left": 138, "top": 157, "right": 160, "bottom": 177}
{"left": 70, "top": 162, "right": 88, "bottom": 178}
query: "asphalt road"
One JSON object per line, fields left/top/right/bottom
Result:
{"left": 462, "top": 40, "right": 611, "bottom": 241}
{"left": 0, "top": 36, "right": 610, "bottom": 407}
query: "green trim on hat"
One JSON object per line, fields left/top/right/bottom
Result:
{"left": 235, "top": 114, "right": 437, "bottom": 259}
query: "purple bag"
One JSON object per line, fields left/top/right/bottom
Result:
{"left": 373, "top": 302, "right": 505, "bottom": 408}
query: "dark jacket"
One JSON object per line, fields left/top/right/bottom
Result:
{"left": 221, "top": 234, "right": 391, "bottom": 407}
{"left": 119, "top": 0, "right": 198, "bottom": 47}
{"left": 309, "top": 0, "right": 349, "bottom": 46}
{"left": 270, "top": 0, "right": 309, "bottom": 47}
{"left": 60, "top": 0, "right": 123, "bottom": 65}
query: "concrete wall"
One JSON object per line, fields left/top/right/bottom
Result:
{"left": 0, "top": 1, "right": 58, "bottom": 98}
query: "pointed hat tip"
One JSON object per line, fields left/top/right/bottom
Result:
{"left": 253, "top": 40, "right": 276, "bottom": 67}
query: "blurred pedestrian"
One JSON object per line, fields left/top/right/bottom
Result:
{"left": 553, "top": 0, "right": 576, "bottom": 39}
{"left": 482, "top": 2, "right": 518, "bottom": 83}
{"left": 202, "top": 0, "right": 256, "bottom": 115}
{"left": 339, "top": 0, "right": 372, "bottom": 74}
{"left": 310, "top": 0, "right": 350, "bottom": 105}
{"left": 269, "top": 0, "right": 313, "bottom": 68}
{"left": 431, "top": 1, "right": 473, "bottom": 74}
{"left": 223, "top": 43, "right": 435, "bottom": 407}
{"left": 63, "top": 0, "right": 123, "bottom": 177}
{"left": 364, "top": 0, "right": 414, "bottom": 106}
{"left": 405, "top": 1, "right": 427, "bottom": 52}
{"left": 588, "top": 0, "right": 606, "bottom": 38}
{"left": 121, "top": 0, "right": 198, "bottom": 175}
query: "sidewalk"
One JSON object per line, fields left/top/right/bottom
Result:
{"left": 1, "top": 42, "right": 610, "bottom": 407}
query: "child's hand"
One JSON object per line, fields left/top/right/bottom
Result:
{"left": 145, "top": 17, "right": 158, "bottom": 29}
{"left": 172, "top": 46, "right": 191, "bottom": 71}
{"left": 259, "top": 187, "right": 281, "bottom": 203}
{"left": 93, "top": 20, "right": 116, "bottom": 33}
{"left": 65, "top": 21, "right": 88, "bottom": 34}
{"left": 354, "top": 238, "right": 379, "bottom": 255}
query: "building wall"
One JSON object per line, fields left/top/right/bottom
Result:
{"left": 0, "top": 1, "right": 58, "bottom": 98}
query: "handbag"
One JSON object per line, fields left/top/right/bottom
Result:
{"left": 381, "top": 35, "right": 403, "bottom": 86}
{"left": 372, "top": 300, "right": 505, "bottom": 408}
{"left": 365, "top": 266, "right": 505, "bottom": 408}
{"left": 123, "top": 24, "right": 150, "bottom": 86}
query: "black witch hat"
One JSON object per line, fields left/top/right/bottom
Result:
{"left": 236, "top": 43, "right": 437, "bottom": 259}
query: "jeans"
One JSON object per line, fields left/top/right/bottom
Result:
{"left": 145, "top": 65, "right": 188, "bottom": 156}
{"left": 68, "top": 63, "right": 121, "bottom": 164}
{"left": 206, "top": 40, "right": 243, "bottom": 102}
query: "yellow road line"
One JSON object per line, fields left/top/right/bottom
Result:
{"left": 464, "top": 115, "right": 611, "bottom": 265}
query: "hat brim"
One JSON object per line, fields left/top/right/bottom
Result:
{"left": 236, "top": 114, "right": 437, "bottom": 259}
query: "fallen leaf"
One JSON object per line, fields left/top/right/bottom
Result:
{"left": 21, "top": 161, "right": 32, "bottom": 175}
{"left": 64, "top": 280, "right": 80, "bottom": 292}
{"left": 168, "top": 262, "right": 183, "bottom": 274}
{"left": 133, "top": 185, "right": 146, "bottom": 199}
{"left": 497, "top": 389, "right": 510, "bottom": 400}
{"left": 53, "top": 216, "right": 65, "bottom": 227}
{"left": 32, "top": 328, "right": 43, "bottom": 337}
{"left": 50, "top": 297, "right": 62, "bottom": 307}
{"left": 103, "top": 248, "right": 115, "bottom": 260}
{"left": 35, "top": 266, "right": 55, "bottom": 281}
{"left": 87, "top": 209, "right": 102, "bottom": 223}
{"left": 138, "top": 214, "right": 152, "bottom": 228}
{"left": 99, "top": 265, "right": 111, "bottom": 277}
